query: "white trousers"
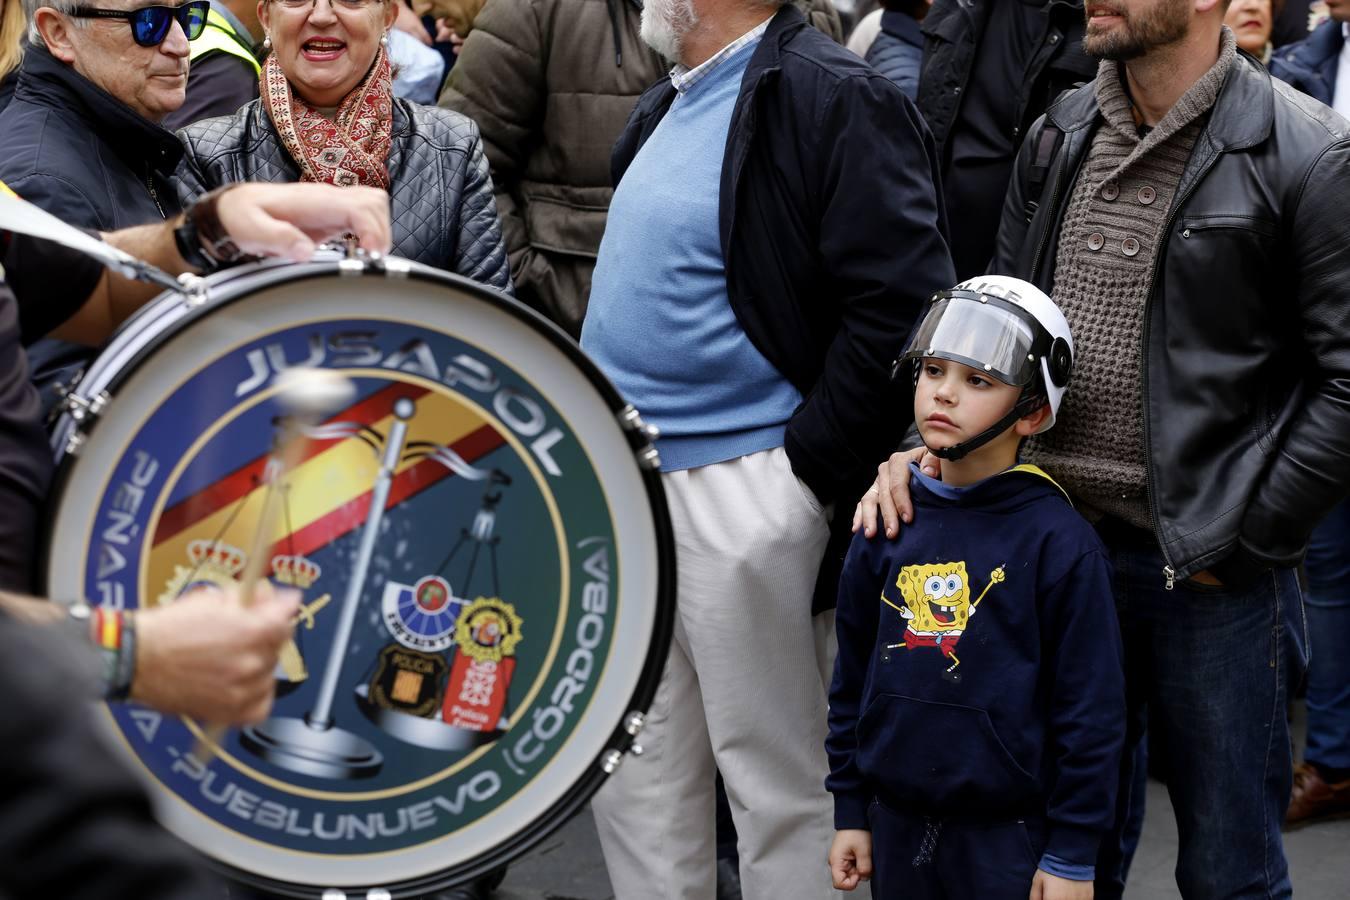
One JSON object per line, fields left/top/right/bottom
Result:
{"left": 592, "top": 447, "right": 855, "bottom": 900}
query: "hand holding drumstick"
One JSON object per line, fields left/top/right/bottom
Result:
{"left": 195, "top": 368, "right": 355, "bottom": 753}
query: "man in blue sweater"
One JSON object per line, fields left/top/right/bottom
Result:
{"left": 827, "top": 276, "right": 1124, "bottom": 900}
{"left": 581, "top": 0, "right": 954, "bottom": 895}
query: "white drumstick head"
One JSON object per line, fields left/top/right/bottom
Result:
{"left": 272, "top": 367, "right": 356, "bottom": 420}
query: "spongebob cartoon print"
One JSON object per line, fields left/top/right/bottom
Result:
{"left": 882, "top": 561, "right": 1006, "bottom": 682}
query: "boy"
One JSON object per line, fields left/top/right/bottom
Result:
{"left": 826, "top": 276, "right": 1125, "bottom": 899}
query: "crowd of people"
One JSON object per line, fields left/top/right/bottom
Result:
{"left": 0, "top": 0, "right": 1348, "bottom": 899}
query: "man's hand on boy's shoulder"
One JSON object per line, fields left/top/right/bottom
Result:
{"left": 828, "top": 829, "right": 873, "bottom": 891}
{"left": 1031, "top": 869, "right": 1093, "bottom": 900}
{"left": 852, "top": 447, "right": 941, "bottom": 539}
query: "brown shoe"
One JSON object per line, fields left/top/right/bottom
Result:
{"left": 1285, "top": 762, "right": 1350, "bottom": 828}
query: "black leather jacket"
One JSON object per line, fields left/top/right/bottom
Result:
{"left": 173, "top": 98, "right": 513, "bottom": 292}
{"left": 993, "top": 52, "right": 1350, "bottom": 587}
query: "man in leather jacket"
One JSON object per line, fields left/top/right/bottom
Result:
{"left": 860, "top": 1, "right": 1350, "bottom": 897}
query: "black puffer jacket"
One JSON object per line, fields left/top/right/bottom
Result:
{"left": 917, "top": 0, "right": 1092, "bottom": 165}
{"left": 993, "top": 53, "right": 1350, "bottom": 586}
{"left": 173, "top": 98, "right": 512, "bottom": 291}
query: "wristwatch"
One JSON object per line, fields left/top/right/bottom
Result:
{"left": 174, "top": 185, "right": 251, "bottom": 271}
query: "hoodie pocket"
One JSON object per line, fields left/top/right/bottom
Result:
{"left": 856, "top": 694, "right": 1039, "bottom": 813}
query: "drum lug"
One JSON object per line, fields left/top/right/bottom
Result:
{"left": 623, "top": 710, "right": 646, "bottom": 737}
{"left": 63, "top": 429, "right": 86, "bottom": 458}
{"left": 600, "top": 749, "right": 625, "bottom": 774}
{"left": 372, "top": 255, "right": 411, "bottom": 278}
{"left": 178, "top": 273, "right": 208, "bottom": 308}
{"left": 338, "top": 258, "right": 365, "bottom": 277}
{"left": 617, "top": 404, "right": 661, "bottom": 441}
{"left": 58, "top": 388, "right": 111, "bottom": 425}
{"left": 636, "top": 447, "right": 661, "bottom": 471}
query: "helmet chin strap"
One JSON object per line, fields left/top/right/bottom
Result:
{"left": 928, "top": 391, "right": 1045, "bottom": 462}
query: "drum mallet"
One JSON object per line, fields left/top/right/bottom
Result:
{"left": 196, "top": 366, "right": 355, "bottom": 759}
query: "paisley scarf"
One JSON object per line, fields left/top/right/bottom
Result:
{"left": 262, "top": 48, "right": 393, "bottom": 190}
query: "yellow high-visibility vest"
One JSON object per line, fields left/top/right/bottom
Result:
{"left": 191, "top": 9, "right": 261, "bottom": 76}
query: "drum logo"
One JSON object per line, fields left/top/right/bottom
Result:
{"left": 381, "top": 574, "right": 461, "bottom": 652}
{"left": 64, "top": 314, "right": 642, "bottom": 892}
{"left": 367, "top": 644, "right": 449, "bottom": 717}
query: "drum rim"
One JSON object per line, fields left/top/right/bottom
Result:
{"left": 43, "top": 258, "right": 677, "bottom": 896}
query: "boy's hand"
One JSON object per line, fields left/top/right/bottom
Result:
{"left": 828, "top": 829, "right": 873, "bottom": 891}
{"left": 1030, "top": 869, "right": 1092, "bottom": 900}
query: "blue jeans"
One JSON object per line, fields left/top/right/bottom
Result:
{"left": 1304, "top": 500, "right": 1350, "bottom": 772}
{"left": 1093, "top": 529, "right": 1306, "bottom": 900}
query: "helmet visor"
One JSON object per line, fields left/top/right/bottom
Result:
{"left": 900, "top": 292, "right": 1045, "bottom": 387}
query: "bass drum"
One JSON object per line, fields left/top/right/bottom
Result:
{"left": 43, "top": 256, "right": 675, "bottom": 899}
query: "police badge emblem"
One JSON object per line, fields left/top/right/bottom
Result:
{"left": 366, "top": 644, "right": 449, "bottom": 718}
{"left": 381, "top": 574, "right": 462, "bottom": 652}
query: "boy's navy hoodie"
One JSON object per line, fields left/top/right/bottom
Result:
{"left": 826, "top": 464, "right": 1125, "bottom": 870}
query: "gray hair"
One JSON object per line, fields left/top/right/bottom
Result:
{"left": 26, "top": 0, "right": 85, "bottom": 47}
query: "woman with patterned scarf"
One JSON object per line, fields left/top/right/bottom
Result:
{"left": 173, "top": 0, "right": 512, "bottom": 292}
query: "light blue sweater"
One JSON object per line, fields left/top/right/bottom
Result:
{"left": 580, "top": 36, "right": 801, "bottom": 471}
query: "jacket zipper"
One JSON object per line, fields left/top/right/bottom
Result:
{"left": 1143, "top": 163, "right": 1215, "bottom": 591}
{"left": 1029, "top": 138, "right": 1067, "bottom": 281}
{"left": 145, "top": 168, "right": 166, "bottom": 219}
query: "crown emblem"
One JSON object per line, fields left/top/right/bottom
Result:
{"left": 272, "top": 554, "right": 322, "bottom": 589}
{"left": 156, "top": 540, "right": 248, "bottom": 607}
{"left": 185, "top": 540, "right": 248, "bottom": 579}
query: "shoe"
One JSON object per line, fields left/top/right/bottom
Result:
{"left": 1285, "top": 761, "right": 1350, "bottom": 828}
{"left": 716, "top": 857, "right": 743, "bottom": 900}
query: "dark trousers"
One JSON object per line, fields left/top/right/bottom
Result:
{"left": 868, "top": 800, "right": 1042, "bottom": 900}
{"left": 1094, "top": 528, "right": 1306, "bottom": 900}
{"left": 1304, "top": 499, "right": 1350, "bottom": 773}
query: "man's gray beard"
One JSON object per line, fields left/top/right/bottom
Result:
{"left": 640, "top": 0, "right": 699, "bottom": 63}
{"left": 1083, "top": 0, "right": 1190, "bottom": 61}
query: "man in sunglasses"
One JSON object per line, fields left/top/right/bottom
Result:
{"left": 1, "top": 0, "right": 206, "bottom": 407}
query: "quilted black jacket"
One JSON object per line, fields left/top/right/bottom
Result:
{"left": 173, "top": 98, "right": 513, "bottom": 292}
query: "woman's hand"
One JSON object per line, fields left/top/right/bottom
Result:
{"left": 851, "top": 447, "right": 940, "bottom": 539}
{"left": 829, "top": 829, "right": 873, "bottom": 891}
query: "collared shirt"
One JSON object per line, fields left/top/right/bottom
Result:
{"left": 1334, "top": 24, "right": 1350, "bottom": 119}
{"left": 669, "top": 18, "right": 771, "bottom": 95}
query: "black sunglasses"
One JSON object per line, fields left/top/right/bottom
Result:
{"left": 68, "top": 1, "right": 210, "bottom": 47}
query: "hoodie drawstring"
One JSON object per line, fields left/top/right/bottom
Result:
{"left": 911, "top": 818, "right": 942, "bottom": 866}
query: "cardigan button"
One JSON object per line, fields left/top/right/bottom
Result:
{"left": 1102, "top": 182, "right": 1120, "bottom": 201}
{"left": 1138, "top": 185, "right": 1157, "bottom": 205}
{"left": 1087, "top": 232, "right": 1105, "bottom": 251}
{"left": 1122, "top": 237, "right": 1141, "bottom": 257}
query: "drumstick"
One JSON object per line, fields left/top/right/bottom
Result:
{"left": 196, "top": 367, "right": 355, "bottom": 760}
{"left": 237, "top": 368, "right": 355, "bottom": 604}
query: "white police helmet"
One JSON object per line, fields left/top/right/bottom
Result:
{"left": 894, "top": 276, "right": 1073, "bottom": 460}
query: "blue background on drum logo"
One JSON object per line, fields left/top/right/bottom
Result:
{"left": 84, "top": 318, "right": 619, "bottom": 857}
